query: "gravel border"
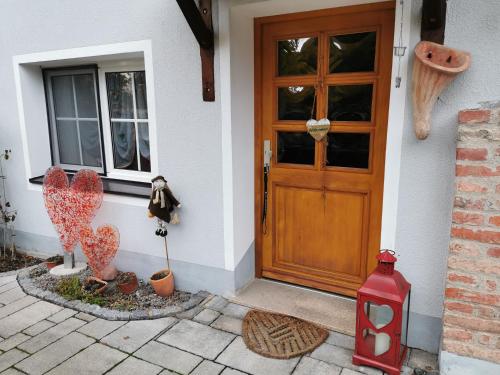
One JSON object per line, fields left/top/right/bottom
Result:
{"left": 17, "top": 267, "right": 210, "bottom": 321}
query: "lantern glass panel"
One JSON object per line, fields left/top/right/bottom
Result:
{"left": 361, "top": 328, "right": 392, "bottom": 357}
{"left": 401, "top": 290, "right": 411, "bottom": 359}
{"left": 364, "top": 302, "right": 394, "bottom": 328}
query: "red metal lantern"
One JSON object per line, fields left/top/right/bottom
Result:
{"left": 353, "top": 250, "right": 411, "bottom": 375}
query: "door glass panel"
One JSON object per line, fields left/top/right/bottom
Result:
{"left": 330, "top": 32, "right": 376, "bottom": 73}
{"left": 328, "top": 84, "right": 373, "bottom": 122}
{"left": 278, "top": 37, "right": 318, "bottom": 76}
{"left": 277, "top": 132, "right": 315, "bottom": 165}
{"left": 326, "top": 133, "right": 370, "bottom": 169}
{"left": 278, "top": 86, "right": 315, "bottom": 121}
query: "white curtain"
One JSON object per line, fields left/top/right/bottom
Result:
{"left": 112, "top": 123, "right": 136, "bottom": 169}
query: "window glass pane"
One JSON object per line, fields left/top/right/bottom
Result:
{"left": 79, "top": 121, "right": 102, "bottom": 167}
{"left": 138, "top": 123, "right": 150, "bottom": 172}
{"left": 278, "top": 37, "right": 318, "bottom": 76}
{"left": 51, "top": 76, "right": 75, "bottom": 118}
{"left": 330, "top": 32, "right": 376, "bottom": 73}
{"left": 56, "top": 120, "right": 80, "bottom": 165}
{"left": 106, "top": 73, "right": 134, "bottom": 119}
{"left": 278, "top": 86, "right": 315, "bottom": 121}
{"left": 277, "top": 132, "right": 315, "bottom": 165}
{"left": 111, "top": 122, "right": 137, "bottom": 170}
{"left": 328, "top": 85, "right": 373, "bottom": 122}
{"left": 73, "top": 74, "right": 97, "bottom": 118}
{"left": 326, "top": 133, "right": 370, "bottom": 169}
{"left": 134, "top": 72, "right": 148, "bottom": 119}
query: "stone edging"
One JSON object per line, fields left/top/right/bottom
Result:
{"left": 16, "top": 267, "right": 210, "bottom": 321}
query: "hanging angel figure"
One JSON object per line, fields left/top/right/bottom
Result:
{"left": 148, "top": 176, "right": 181, "bottom": 237}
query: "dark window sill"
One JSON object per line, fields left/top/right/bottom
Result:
{"left": 29, "top": 175, "right": 151, "bottom": 199}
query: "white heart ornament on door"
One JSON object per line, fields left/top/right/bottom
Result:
{"left": 306, "top": 118, "right": 330, "bottom": 141}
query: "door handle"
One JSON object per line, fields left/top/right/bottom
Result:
{"left": 262, "top": 140, "right": 272, "bottom": 234}
{"left": 263, "top": 139, "right": 272, "bottom": 168}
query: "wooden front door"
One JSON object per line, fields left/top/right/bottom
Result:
{"left": 255, "top": 2, "right": 395, "bottom": 297}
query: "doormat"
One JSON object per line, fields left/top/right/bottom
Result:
{"left": 242, "top": 310, "right": 328, "bottom": 359}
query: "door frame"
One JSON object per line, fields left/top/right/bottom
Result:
{"left": 254, "top": 1, "right": 396, "bottom": 286}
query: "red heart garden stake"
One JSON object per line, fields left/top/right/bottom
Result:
{"left": 43, "top": 167, "right": 103, "bottom": 253}
{"left": 79, "top": 225, "right": 120, "bottom": 279}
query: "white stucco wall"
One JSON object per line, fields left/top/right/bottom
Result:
{"left": 396, "top": 0, "right": 500, "bottom": 320}
{"left": 0, "top": 0, "right": 225, "bottom": 270}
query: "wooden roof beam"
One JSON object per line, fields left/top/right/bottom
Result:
{"left": 421, "top": 0, "right": 447, "bottom": 44}
{"left": 176, "top": 0, "right": 215, "bottom": 101}
{"left": 176, "top": 0, "right": 214, "bottom": 50}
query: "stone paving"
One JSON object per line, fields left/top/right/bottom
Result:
{"left": 0, "top": 273, "right": 439, "bottom": 375}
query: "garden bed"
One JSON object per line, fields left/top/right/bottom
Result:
{"left": 17, "top": 264, "right": 209, "bottom": 320}
{"left": 0, "top": 251, "right": 43, "bottom": 273}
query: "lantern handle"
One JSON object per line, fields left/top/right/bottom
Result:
{"left": 380, "top": 249, "right": 395, "bottom": 255}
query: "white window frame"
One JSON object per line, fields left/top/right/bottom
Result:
{"left": 44, "top": 67, "right": 104, "bottom": 173}
{"left": 13, "top": 40, "right": 159, "bottom": 194}
{"left": 98, "top": 63, "right": 154, "bottom": 182}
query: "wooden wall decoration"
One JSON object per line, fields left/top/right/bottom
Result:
{"left": 176, "top": 0, "right": 215, "bottom": 101}
{"left": 421, "top": 0, "right": 447, "bottom": 44}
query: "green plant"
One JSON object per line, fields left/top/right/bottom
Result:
{"left": 81, "top": 293, "right": 106, "bottom": 306}
{"left": 56, "top": 277, "right": 81, "bottom": 299}
{"left": 55, "top": 277, "right": 106, "bottom": 306}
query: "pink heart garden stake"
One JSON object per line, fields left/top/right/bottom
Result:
{"left": 80, "top": 225, "right": 120, "bottom": 279}
{"left": 43, "top": 167, "right": 103, "bottom": 253}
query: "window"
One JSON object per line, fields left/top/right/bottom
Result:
{"left": 45, "top": 68, "right": 104, "bottom": 172}
{"left": 106, "top": 71, "right": 150, "bottom": 173}
{"left": 44, "top": 64, "right": 152, "bottom": 182}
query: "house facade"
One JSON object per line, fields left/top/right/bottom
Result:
{"left": 1, "top": 0, "right": 499, "bottom": 373}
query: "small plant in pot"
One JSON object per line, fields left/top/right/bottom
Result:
{"left": 82, "top": 276, "right": 107, "bottom": 295}
{"left": 45, "top": 255, "right": 64, "bottom": 269}
{"left": 116, "top": 272, "right": 138, "bottom": 294}
{"left": 147, "top": 175, "right": 181, "bottom": 297}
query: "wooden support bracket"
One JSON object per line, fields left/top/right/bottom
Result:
{"left": 421, "top": 0, "right": 447, "bottom": 44}
{"left": 176, "top": 0, "right": 215, "bottom": 101}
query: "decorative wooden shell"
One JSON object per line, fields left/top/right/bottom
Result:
{"left": 412, "top": 41, "right": 471, "bottom": 139}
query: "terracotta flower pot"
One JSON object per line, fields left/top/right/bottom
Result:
{"left": 412, "top": 41, "right": 471, "bottom": 139}
{"left": 45, "top": 255, "right": 63, "bottom": 270}
{"left": 150, "top": 269, "right": 174, "bottom": 297}
{"left": 83, "top": 276, "right": 107, "bottom": 295}
{"left": 117, "top": 272, "right": 138, "bottom": 295}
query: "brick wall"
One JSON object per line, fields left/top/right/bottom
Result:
{"left": 442, "top": 103, "right": 500, "bottom": 364}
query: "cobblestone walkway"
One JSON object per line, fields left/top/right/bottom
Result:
{"left": 0, "top": 273, "right": 439, "bottom": 374}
